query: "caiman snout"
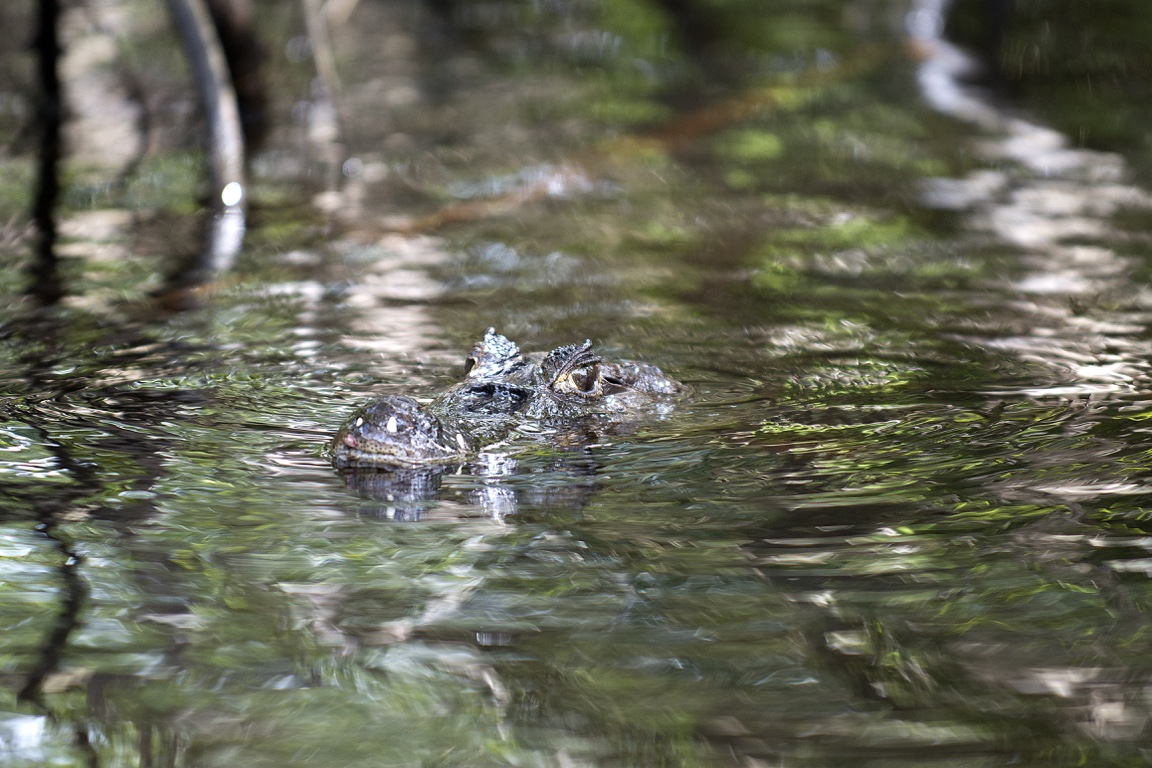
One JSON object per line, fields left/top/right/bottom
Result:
{"left": 332, "top": 395, "right": 467, "bottom": 469}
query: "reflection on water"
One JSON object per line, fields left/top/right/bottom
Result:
{"left": 912, "top": 0, "right": 1152, "bottom": 404}
{"left": 4, "top": 0, "right": 1152, "bottom": 765}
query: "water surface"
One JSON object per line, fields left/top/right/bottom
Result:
{"left": 2, "top": 0, "right": 1152, "bottom": 765}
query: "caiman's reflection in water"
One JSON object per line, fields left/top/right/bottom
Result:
{"left": 332, "top": 328, "right": 680, "bottom": 519}
{"left": 338, "top": 448, "right": 602, "bottom": 521}
{"left": 338, "top": 464, "right": 454, "bottom": 521}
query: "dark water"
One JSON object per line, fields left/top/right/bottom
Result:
{"left": 3, "top": 0, "right": 1152, "bottom": 765}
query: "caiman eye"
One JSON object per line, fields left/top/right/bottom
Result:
{"left": 463, "top": 356, "right": 477, "bottom": 376}
{"left": 571, "top": 367, "right": 596, "bottom": 392}
{"left": 558, "top": 364, "right": 602, "bottom": 397}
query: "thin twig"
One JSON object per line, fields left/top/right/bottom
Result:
{"left": 302, "top": 0, "right": 345, "bottom": 138}
{"left": 323, "top": 0, "right": 361, "bottom": 28}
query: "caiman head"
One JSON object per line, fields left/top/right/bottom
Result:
{"left": 332, "top": 329, "right": 680, "bottom": 469}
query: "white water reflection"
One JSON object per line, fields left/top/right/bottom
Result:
{"left": 0, "top": 715, "right": 49, "bottom": 764}
{"left": 338, "top": 233, "right": 455, "bottom": 376}
{"left": 910, "top": 0, "right": 1152, "bottom": 395}
{"left": 471, "top": 452, "right": 519, "bottom": 521}
{"left": 905, "top": 6, "right": 1152, "bottom": 741}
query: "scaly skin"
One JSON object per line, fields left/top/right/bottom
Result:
{"left": 332, "top": 329, "right": 680, "bottom": 469}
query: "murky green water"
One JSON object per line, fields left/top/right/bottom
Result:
{"left": 3, "top": 0, "right": 1152, "bottom": 765}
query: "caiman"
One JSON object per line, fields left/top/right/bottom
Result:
{"left": 332, "top": 329, "right": 680, "bottom": 469}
